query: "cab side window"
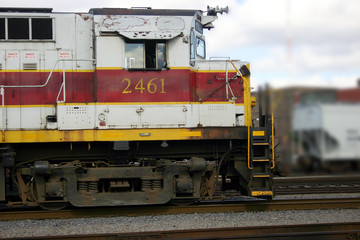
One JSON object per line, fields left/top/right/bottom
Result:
{"left": 0, "top": 17, "right": 53, "bottom": 40}
{"left": 125, "top": 42, "right": 144, "bottom": 68}
{"left": 190, "top": 31, "right": 195, "bottom": 59}
{"left": 196, "top": 37, "right": 205, "bottom": 59}
{"left": 125, "top": 40, "right": 166, "bottom": 70}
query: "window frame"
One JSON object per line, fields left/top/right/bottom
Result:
{"left": 31, "top": 18, "right": 54, "bottom": 40}
{"left": 125, "top": 41, "right": 145, "bottom": 69}
{"left": 0, "top": 17, "right": 55, "bottom": 41}
{"left": 125, "top": 40, "right": 167, "bottom": 70}
{"left": 196, "top": 36, "right": 206, "bottom": 59}
{"left": 156, "top": 42, "right": 166, "bottom": 69}
{"left": 190, "top": 30, "right": 195, "bottom": 60}
{"left": 0, "top": 18, "right": 5, "bottom": 40}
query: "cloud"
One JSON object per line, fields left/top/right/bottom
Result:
{"left": 206, "top": 0, "right": 360, "bottom": 88}
{"left": 294, "top": 45, "right": 360, "bottom": 72}
{"left": 269, "top": 74, "right": 359, "bottom": 89}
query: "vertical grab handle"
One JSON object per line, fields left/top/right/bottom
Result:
{"left": 271, "top": 113, "right": 276, "bottom": 169}
{"left": 247, "top": 126, "right": 253, "bottom": 169}
{"left": 227, "top": 60, "right": 253, "bottom": 169}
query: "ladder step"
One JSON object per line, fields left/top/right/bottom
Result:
{"left": 253, "top": 142, "right": 269, "bottom": 146}
{"left": 251, "top": 191, "right": 273, "bottom": 197}
{"left": 252, "top": 130, "right": 265, "bottom": 137}
{"left": 252, "top": 174, "right": 270, "bottom": 178}
{"left": 253, "top": 159, "right": 270, "bottom": 162}
{"left": 253, "top": 156, "right": 270, "bottom": 160}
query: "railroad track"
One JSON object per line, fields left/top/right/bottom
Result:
{"left": 1, "top": 197, "right": 360, "bottom": 221}
{"left": 5, "top": 222, "right": 360, "bottom": 239}
{"left": 274, "top": 174, "right": 360, "bottom": 195}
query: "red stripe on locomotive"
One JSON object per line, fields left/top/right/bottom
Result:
{"left": 0, "top": 71, "right": 94, "bottom": 105}
{"left": 0, "top": 69, "right": 244, "bottom": 104}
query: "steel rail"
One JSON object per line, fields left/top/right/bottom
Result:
{"left": 4, "top": 222, "right": 360, "bottom": 240}
{"left": 274, "top": 186, "right": 360, "bottom": 195}
{"left": 1, "top": 197, "right": 360, "bottom": 221}
{"left": 274, "top": 175, "right": 360, "bottom": 185}
{"left": 274, "top": 175, "right": 360, "bottom": 195}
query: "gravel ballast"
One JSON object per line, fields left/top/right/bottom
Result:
{"left": 2, "top": 193, "right": 360, "bottom": 238}
{"left": 1, "top": 208, "right": 360, "bottom": 238}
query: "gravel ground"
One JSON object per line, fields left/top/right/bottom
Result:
{"left": 1, "top": 194, "right": 360, "bottom": 238}
{"left": 1, "top": 209, "right": 360, "bottom": 238}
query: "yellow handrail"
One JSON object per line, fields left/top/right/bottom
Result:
{"left": 227, "top": 60, "right": 252, "bottom": 169}
{"left": 227, "top": 60, "right": 251, "bottom": 127}
{"left": 247, "top": 125, "right": 253, "bottom": 169}
{"left": 271, "top": 113, "right": 275, "bottom": 169}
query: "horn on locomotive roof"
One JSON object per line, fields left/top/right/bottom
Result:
{"left": 202, "top": 6, "right": 229, "bottom": 29}
{"left": 207, "top": 6, "right": 229, "bottom": 16}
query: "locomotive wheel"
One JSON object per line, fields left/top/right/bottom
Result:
{"left": 39, "top": 202, "right": 68, "bottom": 210}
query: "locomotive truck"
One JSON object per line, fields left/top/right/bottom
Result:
{"left": 0, "top": 6, "right": 274, "bottom": 209}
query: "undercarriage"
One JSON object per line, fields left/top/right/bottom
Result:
{"left": 1, "top": 125, "right": 274, "bottom": 208}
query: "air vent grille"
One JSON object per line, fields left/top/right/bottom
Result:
{"left": 23, "top": 63, "right": 37, "bottom": 70}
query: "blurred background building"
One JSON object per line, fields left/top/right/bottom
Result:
{"left": 253, "top": 80, "right": 360, "bottom": 175}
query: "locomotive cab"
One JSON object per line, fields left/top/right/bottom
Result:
{"left": 0, "top": 7, "right": 274, "bottom": 208}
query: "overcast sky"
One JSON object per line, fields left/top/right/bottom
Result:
{"left": 1, "top": 0, "right": 359, "bottom": 90}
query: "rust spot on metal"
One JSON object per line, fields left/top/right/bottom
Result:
{"left": 188, "top": 127, "right": 246, "bottom": 140}
{"left": 76, "top": 13, "right": 90, "bottom": 21}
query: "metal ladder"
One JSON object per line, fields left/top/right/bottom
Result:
{"left": 248, "top": 116, "right": 274, "bottom": 197}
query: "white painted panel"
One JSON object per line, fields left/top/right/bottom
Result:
{"left": 54, "top": 14, "right": 76, "bottom": 50}
{"left": 96, "top": 105, "right": 140, "bottom": 129}
{"left": 199, "top": 104, "right": 236, "bottom": 127}
{"left": 45, "top": 50, "right": 75, "bottom": 71}
{"left": 20, "top": 107, "right": 41, "bottom": 129}
{"left": 41, "top": 106, "right": 56, "bottom": 130}
{"left": 96, "top": 37, "right": 124, "bottom": 68}
{"left": 57, "top": 104, "right": 95, "bottom": 130}
{"left": 186, "top": 104, "right": 200, "bottom": 127}
{"left": 20, "top": 50, "right": 39, "bottom": 70}
{"left": 5, "top": 51, "right": 20, "bottom": 70}
{"left": 0, "top": 51, "right": 5, "bottom": 70}
{"left": 157, "top": 17, "right": 185, "bottom": 30}
{"left": 2, "top": 108, "right": 20, "bottom": 130}
{"left": 141, "top": 105, "right": 187, "bottom": 128}
{"left": 0, "top": 106, "right": 56, "bottom": 130}
{"left": 95, "top": 15, "right": 186, "bottom": 34}
{"left": 75, "top": 14, "right": 94, "bottom": 70}
{"left": 235, "top": 105, "right": 245, "bottom": 126}
{"left": 167, "top": 37, "right": 189, "bottom": 67}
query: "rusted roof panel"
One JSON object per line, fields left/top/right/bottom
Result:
{"left": 89, "top": 8, "right": 199, "bottom": 16}
{"left": 117, "top": 31, "right": 182, "bottom": 39}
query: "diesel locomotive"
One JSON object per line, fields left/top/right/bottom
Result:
{"left": 0, "top": 6, "right": 274, "bottom": 209}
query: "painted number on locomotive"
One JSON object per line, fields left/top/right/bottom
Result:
{"left": 122, "top": 78, "right": 166, "bottom": 94}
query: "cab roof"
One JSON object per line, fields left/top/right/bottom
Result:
{"left": 89, "top": 8, "right": 199, "bottom": 16}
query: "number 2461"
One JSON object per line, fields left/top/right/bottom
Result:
{"left": 122, "top": 78, "right": 166, "bottom": 94}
